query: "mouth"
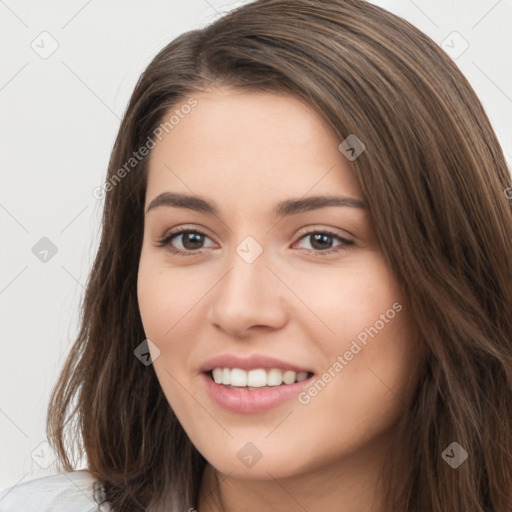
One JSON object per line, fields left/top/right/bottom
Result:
{"left": 207, "top": 367, "right": 314, "bottom": 390}
{"left": 199, "top": 355, "right": 316, "bottom": 413}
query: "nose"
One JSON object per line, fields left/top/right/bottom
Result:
{"left": 206, "top": 249, "right": 289, "bottom": 338}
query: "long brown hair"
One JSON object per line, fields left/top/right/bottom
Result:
{"left": 46, "top": 0, "right": 512, "bottom": 510}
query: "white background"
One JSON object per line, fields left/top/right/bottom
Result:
{"left": 1, "top": 0, "right": 511, "bottom": 491}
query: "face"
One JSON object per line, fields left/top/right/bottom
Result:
{"left": 137, "top": 86, "right": 422, "bottom": 480}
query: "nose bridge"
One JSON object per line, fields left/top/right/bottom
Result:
{"left": 230, "top": 240, "right": 268, "bottom": 294}
{"left": 221, "top": 240, "right": 272, "bottom": 309}
{"left": 207, "top": 237, "right": 288, "bottom": 334}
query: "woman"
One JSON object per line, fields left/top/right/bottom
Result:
{"left": 1, "top": 0, "right": 511, "bottom": 510}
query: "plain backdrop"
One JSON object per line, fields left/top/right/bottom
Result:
{"left": 1, "top": 0, "right": 511, "bottom": 491}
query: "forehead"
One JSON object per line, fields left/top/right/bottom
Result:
{"left": 145, "top": 86, "right": 362, "bottom": 208}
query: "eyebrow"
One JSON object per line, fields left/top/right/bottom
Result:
{"left": 145, "top": 192, "right": 365, "bottom": 217}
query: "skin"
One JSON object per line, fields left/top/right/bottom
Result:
{"left": 137, "top": 86, "right": 424, "bottom": 511}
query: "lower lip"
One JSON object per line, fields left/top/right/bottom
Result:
{"left": 201, "top": 372, "right": 313, "bottom": 413}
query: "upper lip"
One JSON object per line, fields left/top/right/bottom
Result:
{"left": 200, "top": 354, "right": 313, "bottom": 374}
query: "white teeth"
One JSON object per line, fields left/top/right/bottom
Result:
{"left": 230, "top": 368, "right": 247, "bottom": 387}
{"left": 282, "top": 370, "right": 296, "bottom": 385}
{"left": 296, "top": 372, "right": 308, "bottom": 382}
{"left": 212, "top": 368, "right": 223, "bottom": 384}
{"left": 267, "top": 368, "right": 283, "bottom": 386}
{"left": 210, "top": 367, "right": 311, "bottom": 387}
{"left": 247, "top": 369, "right": 267, "bottom": 387}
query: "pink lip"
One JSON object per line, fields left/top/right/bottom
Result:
{"left": 199, "top": 354, "right": 315, "bottom": 413}
{"left": 200, "top": 353, "right": 312, "bottom": 373}
{"left": 201, "top": 373, "right": 314, "bottom": 414}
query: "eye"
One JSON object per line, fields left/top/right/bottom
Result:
{"left": 156, "top": 228, "right": 216, "bottom": 256}
{"left": 293, "top": 230, "right": 354, "bottom": 255}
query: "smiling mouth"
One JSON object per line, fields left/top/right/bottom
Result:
{"left": 208, "top": 367, "right": 314, "bottom": 390}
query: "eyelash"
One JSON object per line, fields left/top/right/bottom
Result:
{"left": 156, "top": 227, "right": 354, "bottom": 257}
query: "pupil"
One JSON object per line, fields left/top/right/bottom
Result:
{"left": 311, "top": 233, "right": 332, "bottom": 250}
{"left": 183, "top": 232, "right": 203, "bottom": 250}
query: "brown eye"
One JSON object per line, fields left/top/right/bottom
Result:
{"left": 295, "top": 230, "right": 354, "bottom": 254}
{"left": 157, "top": 228, "right": 215, "bottom": 255}
{"left": 174, "top": 231, "right": 205, "bottom": 250}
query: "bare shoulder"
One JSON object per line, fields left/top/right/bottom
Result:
{"left": 0, "top": 470, "right": 111, "bottom": 512}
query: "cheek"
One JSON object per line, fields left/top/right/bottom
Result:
{"left": 137, "top": 264, "right": 169, "bottom": 341}
{"left": 136, "top": 258, "right": 201, "bottom": 413}
{"left": 303, "top": 255, "right": 417, "bottom": 420}
{"left": 301, "top": 255, "right": 402, "bottom": 349}
{"left": 137, "top": 254, "right": 208, "bottom": 341}
{"left": 296, "top": 308, "right": 416, "bottom": 468}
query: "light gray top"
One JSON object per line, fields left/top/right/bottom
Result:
{"left": 0, "top": 470, "right": 111, "bottom": 511}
